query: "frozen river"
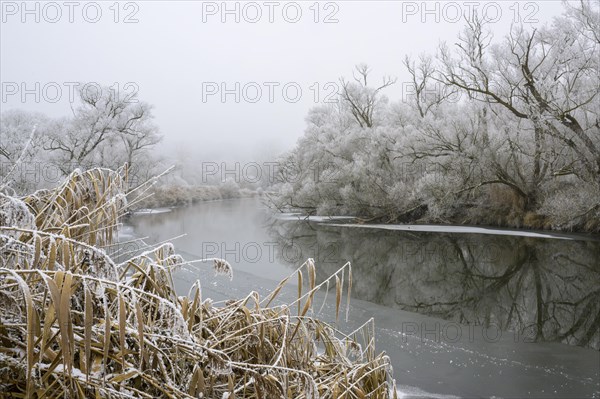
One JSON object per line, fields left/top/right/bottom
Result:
{"left": 124, "top": 197, "right": 600, "bottom": 398}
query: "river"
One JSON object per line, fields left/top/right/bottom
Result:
{"left": 123, "top": 197, "right": 600, "bottom": 398}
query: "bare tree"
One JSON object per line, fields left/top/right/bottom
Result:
{"left": 46, "top": 85, "right": 160, "bottom": 174}
{"left": 0, "top": 110, "right": 54, "bottom": 193}
{"left": 340, "top": 64, "right": 397, "bottom": 128}
{"left": 437, "top": 5, "right": 600, "bottom": 192}
{"left": 119, "top": 119, "right": 162, "bottom": 187}
{"left": 403, "top": 55, "right": 457, "bottom": 117}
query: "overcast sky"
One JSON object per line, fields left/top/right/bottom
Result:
{"left": 1, "top": 1, "right": 567, "bottom": 161}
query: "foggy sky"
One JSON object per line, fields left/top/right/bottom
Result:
{"left": 1, "top": 1, "right": 566, "bottom": 161}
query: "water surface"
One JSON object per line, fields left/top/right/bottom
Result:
{"left": 126, "top": 197, "right": 600, "bottom": 398}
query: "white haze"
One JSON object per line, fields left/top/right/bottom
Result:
{"left": 1, "top": 1, "right": 566, "bottom": 162}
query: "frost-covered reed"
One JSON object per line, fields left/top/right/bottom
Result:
{"left": 0, "top": 167, "right": 395, "bottom": 398}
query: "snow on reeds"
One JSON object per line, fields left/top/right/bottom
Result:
{"left": 0, "top": 166, "right": 395, "bottom": 398}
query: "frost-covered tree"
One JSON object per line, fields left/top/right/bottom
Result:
{"left": 340, "top": 64, "right": 396, "bottom": 128}
{"left": 46, "top": 84, "right": 161, "bottom": 176}
{"left": 437, "top": 4, "right": 599, "bottom": 197}
{"left": 0, "top": 110, "right": 60, "bottom": 193}
{"left": 1, "top": 86, "right": 163, "bottom": 194}
{"left": 272, "top": 1, "right": 600, "bottom": 231}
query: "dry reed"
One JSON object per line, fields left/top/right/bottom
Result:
{"left": 0, "top": 166, "right": 396, "bottom": 398}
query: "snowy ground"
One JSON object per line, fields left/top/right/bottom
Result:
{"left": 131, "top": 208, "right": 173, "bottom": 215}
{"left": 325, "top": 223, "right": 596, "bottom": 241}
{"left": 274, "top": 212, "right": 598, "bottom": 241}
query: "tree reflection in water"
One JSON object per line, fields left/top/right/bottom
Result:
{"left": 266, "top": 219, "right": 600, "bottom": 350}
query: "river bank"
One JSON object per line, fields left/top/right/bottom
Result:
{"left": 132, "top": 184, "right": 258, "bottom": 209}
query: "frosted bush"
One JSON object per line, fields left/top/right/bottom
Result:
{"left": 219, "top": 178, "right": 240, "bottom": 199}
{"left": 540, "top": 182, "right": 600, "bottom": 230}
{"left": 0, "top": 195, "right": 35, "bottom": 236}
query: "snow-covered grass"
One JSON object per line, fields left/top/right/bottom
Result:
{"left": 0, "top": 167, "right": 395, "bottom": 398}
